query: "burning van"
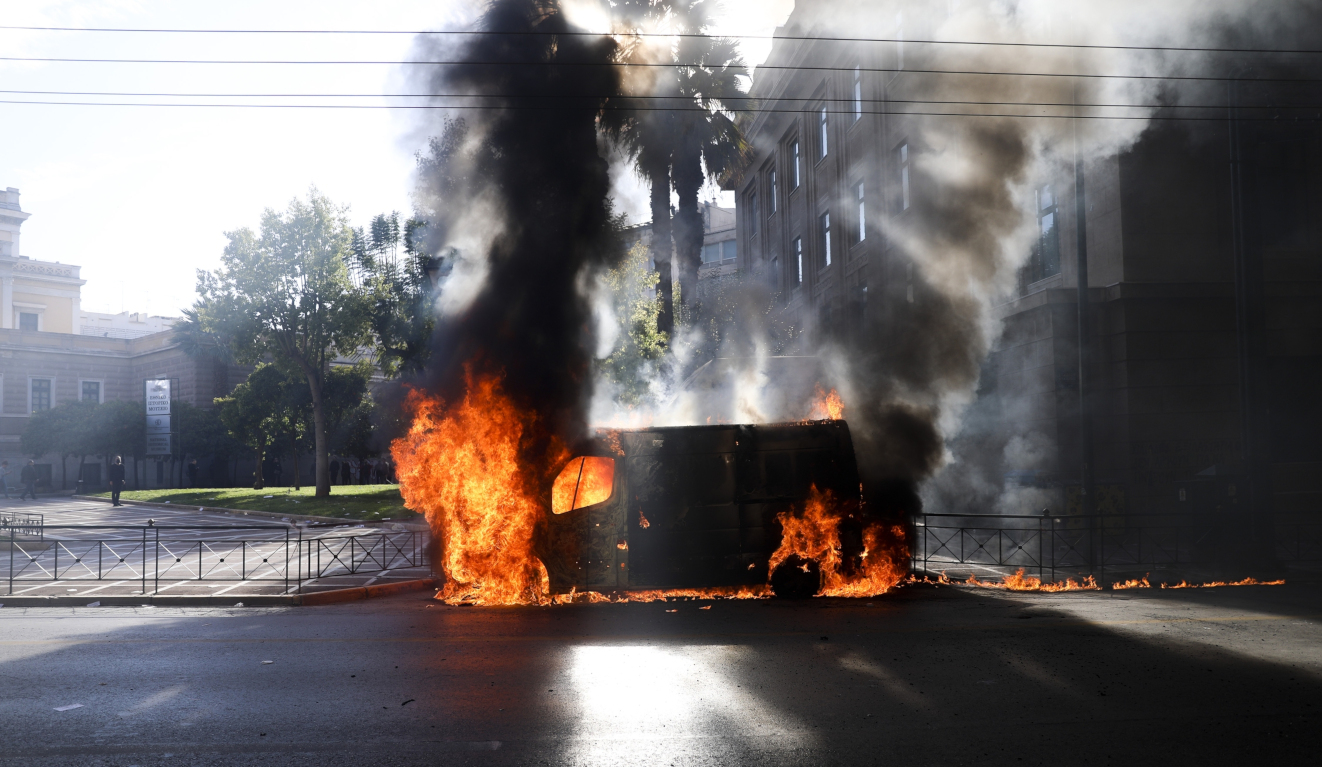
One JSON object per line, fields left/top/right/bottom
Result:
{"left": 539, "top": 420, "right": 865, "bottom": 595}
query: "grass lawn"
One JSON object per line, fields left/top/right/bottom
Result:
{"left": 90, "top": 485, "right": 421, "bottom": 523}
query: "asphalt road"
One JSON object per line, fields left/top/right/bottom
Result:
{"left": 1, "top": 584, "right": 1319, "bottom": 766}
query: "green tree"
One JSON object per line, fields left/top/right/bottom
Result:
{"left": 91, "top": 399, "right": 145, "bottom": 488}
{"left": 597, "top": 242, "right": 666, "bottom": 405}
{"left": 21, "top": 400, "right": 99, "bottom": 489}
{"left": 172, "top": 401, "right": 241, "bottom": 489}
{"left": 216, "top": 364, "right": 286, "bottom": 489}
{"left": 194, "top": 191, "right": 371, "bottom": 497}
{"left": 350, "top": 213, "right": 440, "bottom": 377}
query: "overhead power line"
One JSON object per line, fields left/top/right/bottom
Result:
{"left": 3, "top": 100, "right": 1317, "bottom": 123}
{"left": 2, "top": 24, "right": 1321, "bottom": 56}
{"left": 2, "top": 89, "right": 1317, "bottom": 113}
{"left": 3, "top": 57, "right": 1321, "bottom": 85}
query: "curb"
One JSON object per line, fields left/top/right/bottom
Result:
{"left": 70, "top": 495, "right": 426, "bottom": 530}
{"left": 0, "top": 578, "right": 438, "bottom": 608}
{"left": 300, "top": 577, "right": 440, "bottom": 606}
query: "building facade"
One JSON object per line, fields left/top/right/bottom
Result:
{"left": 729, "top": 1, "right": 1322, "bottom": 524}
{"left": 0, "top": 188, "right": 237, "bottom": 489}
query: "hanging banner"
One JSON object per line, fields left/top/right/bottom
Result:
{"left": 146, "top": 415, "right": 171, "bottom": 434}
{"left": 145, "top": 379, "right": 172, "bottom": 416}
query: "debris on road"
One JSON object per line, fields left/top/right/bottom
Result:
{"left": 402, "top": 699, "right": 415, "bottom": 706}
{"left": 261, "top": 660, "right": 274, "bottom": 665}
{"left": 54, "top": 704, "right": 83, "bottom": 712}
{"left": 86, "top": 601, "right": 100, "bottom": 608}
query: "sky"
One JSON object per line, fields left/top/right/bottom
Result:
{"left": 2, "top": 0, "right": 793, "bottom": 318}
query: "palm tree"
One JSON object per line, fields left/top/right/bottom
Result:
{"left": 669, "top": 3, "right": 748, "bottom": 319}
{"left": 603, "top": 0, "right": 680, "bottom": 338}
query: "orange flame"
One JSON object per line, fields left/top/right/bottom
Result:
{"left": 960, "top": 569, "right": 1101, "bottom": 592}
{"left": 391, "top": 367, "right": 564, "bottom": 606}
{"left": 1112, "top": 576, "right": 1152, "bottom": 590}
{"left": 768, "top": 486, "right": 908, "bottom": 598}
{"left": 807, "top": 385, "right": 845, "bottom": 421}
{"left": 1160, "top": 577, "right": 1285, "bottom": 589}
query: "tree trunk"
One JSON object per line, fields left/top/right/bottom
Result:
{"left": 291, "top": 431, "right": 302, "bottom": 491}
{"left": 672, "top": 139, "right": 705, "bottom": 321}
{"left": 644, "top": 149, "right": 675, "bottom": 338}
{"left": 252, "top": 438, "right": 266, "bottom": 490}
{"left": 302, "top": 366, "right": 332, "bottom": 498}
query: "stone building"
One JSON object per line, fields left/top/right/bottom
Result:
{"left": 0, "top": 188, "right": 235, "bottom": 489}
{"left": 621, "top": 201, "right": 739, "bottom": 301}
{"left": 727, "top": 0, "right": 1321, "bottom": 524}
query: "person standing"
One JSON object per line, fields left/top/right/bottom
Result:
{"left": 329, "top": 457, "right": 340, "bottom": 486}
{"left": 108, "top": 456, "right": 126, "bottom": 507}
{"left": 18, "top": 459, "right": 38, "bottom": 501}
{"left": 339, "top": 459, "right": 352, "bottom": 486}
{"left": 187, "top": 458, "right": 200, "bottom": 488}
{"left": 0, "top": 460, "right": 11, "bottom": 499}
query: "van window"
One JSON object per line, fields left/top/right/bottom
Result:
{"left": 552, "top": 456, "right": 615, "bottom": 513}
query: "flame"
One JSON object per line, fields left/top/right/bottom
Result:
{"left": 1160, "top": 577, "right": 1285, "bottom": 589}
{"left": 806, "top": 385, "right": 844, "bottom": 421}
{"left": 768, "top": 486, "right": 908, "bottom": 598}
{"left": 392, "top": 366, "right": 564, "bottom": 606}
{"left": 1112, "top": 576, "right": 1152, "bottom": 590}
{"left": 957, "top": 569, "right": 1101, "bottom": 592}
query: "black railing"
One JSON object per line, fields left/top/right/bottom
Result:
{"left": 1, "top": 512, "right": 43, "bottom": 539}
{"left": 916, "top": 512, "right": 1321, "bottom": 583}
{"left": 4, "top": 524, "right": 428, "bottom": 595}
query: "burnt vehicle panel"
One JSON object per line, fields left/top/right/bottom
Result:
{"left": 539, "top": 421, "right": 860, "bottom": 594}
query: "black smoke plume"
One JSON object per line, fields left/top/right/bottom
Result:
{"left": 409, "top": 0, "right": 623, "bottom": 451}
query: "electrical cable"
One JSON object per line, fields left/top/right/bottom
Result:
{"left": 3, "top": 25, "right": 1322, "bottom": 56}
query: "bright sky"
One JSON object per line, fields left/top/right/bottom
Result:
{"left": 2, "top": 0, "right": 792, "bottom": 318}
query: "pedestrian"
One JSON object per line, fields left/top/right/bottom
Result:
{"left": 339, "top": 459, "right": 352, "bottom": 486}
{"left": 18, "top": 459, "right": 38, "bottom": 501}
{"left": 271, "top": 457, "right": 284, "bottom": 486}
{"left": 359, "top": 459, "right": 371, "bottom": 485}
{"left": 329, "top": 457, "right": 340, "bottom": 485}
{"left": 0, "top": 460, "right": 11, "bottom": 499}
{"left": 187, "top": 458, "right": 199, "bottom": 488}
{"left": 109, "top": 455, "right": 126, "bottom": 507}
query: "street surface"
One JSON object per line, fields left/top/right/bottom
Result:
{"left": 1, "top": 583, "right": 1319, "bottom": 766}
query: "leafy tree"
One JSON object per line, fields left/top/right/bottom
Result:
{"left": 350, "top": 212, "right": 441, "bottom": 377}
{"left": 91, "top": 399, "right": 145, "bottom": 487}
{"left": 216, "top": 364, "right": 286, "bottom": 489}
{"left": 21, "top": 400, "right": 99, "bottom": 489}
{"left": 172, "top": 402, "right": 241, "bottom": 488}
{"left": 597, "top": 242, "right": 666, "bottom": 405}
{"left": 194, "top": 191, "right": 372, "bottom": 497}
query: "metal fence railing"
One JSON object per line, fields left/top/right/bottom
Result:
{"left": 4, "top": 524, "right": 429, "bottom": 596}
{"left": 0, "top": 512, "right": 43, "bottom": 539}
{"left": 916, "top": 512, "right": 1322, "bottom": 583}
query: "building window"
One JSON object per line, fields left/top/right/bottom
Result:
{"left": 769, "top": 168, "right": 778, "bottom": 214}
{"left": 81, "top": 381, "right": 102, "bottom": 403}
{"left": 30, "top": 378, "right": 52, "bottom": 413}
{"left": 701, "top": 241, "right": 737, "bottom": 265}
{"left": 794, "top": 237, "right": 804, "bottom": 286}
{"left": 791, "top": 140, "right": 801, "bottom": 189}
{"left": 856, "top": 182, "right": 867, "bottom": 243}
{"left": 18, "top": 312, "right": 38, "bottom": 332}
{"left": 820, "top": 212, "right": 832, "bottom": 267}
{"left": 1022, "top": 184, "right": 1062, "bottom": 285}
{"left": 853, "top": 66, "right": 862, "bottom": 122}
{"left": 897, "top": 142, "right": 910, "bottom": 211}
{"left": 749, "top": 190, "right": 759, "bottom": 237}
{"left": 819, "top": 106, "right": 829, "bottom": 159}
